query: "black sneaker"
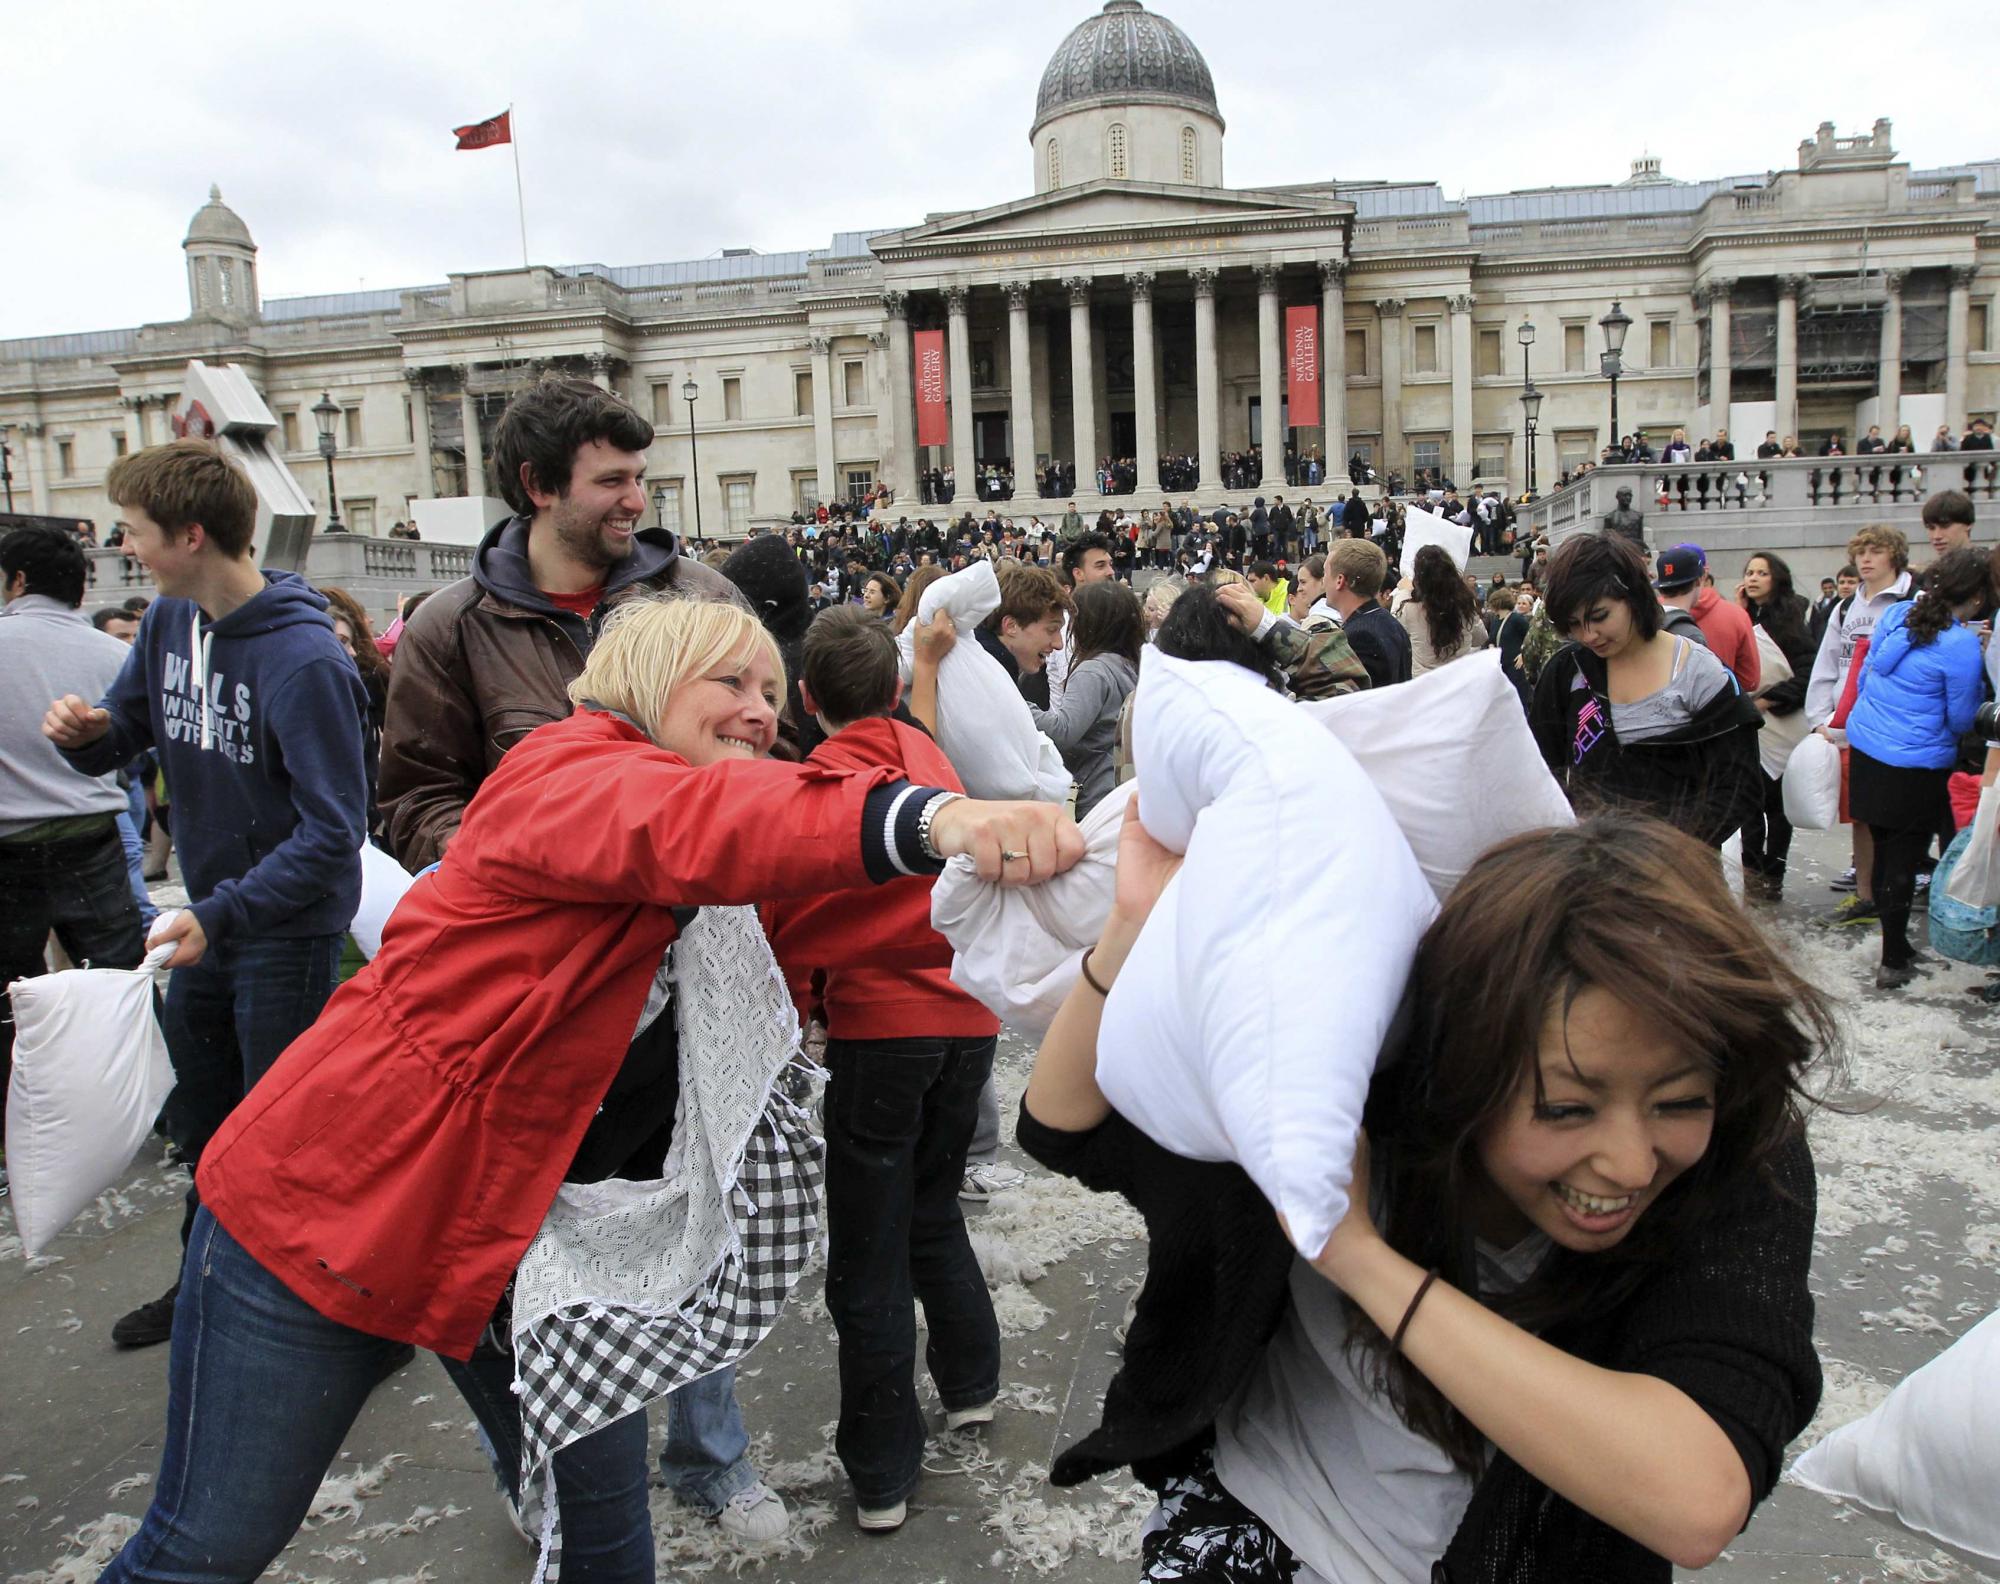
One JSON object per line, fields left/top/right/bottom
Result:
{"left": 1830, "top": 867, "right": 1857, "bottom": 893}
{"left": 1875, "top": 962, "right": 1919, "bottom": 991}
{"left": 112, "top": 1283, "right": 180, "bottom": 1348}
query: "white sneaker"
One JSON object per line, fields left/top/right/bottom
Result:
{"left": 944, "top": 1398, "right": 996, "bottom": 1431}
{"left": 857, "top": 1498, "right": 907, "bottom": 1533}
{"left": 959, "top": 1162, "right": 1025, "bottom": 1202}
{"left": 503, "top": 1482, "right": 544, "bottom": 1550}
{"left": 715, "top": 1481, "right": 790, "bottom": 1543}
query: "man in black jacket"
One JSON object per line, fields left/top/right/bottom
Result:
{"left": 1321, "top": 538, "right": 1410, "bottom": 687}
{"left": 1341, "top": 490, "right": 1369, "bottom": 538}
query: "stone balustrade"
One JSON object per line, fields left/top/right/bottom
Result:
{"left": 81, "top": 533, "right": 476, "bottom": 623}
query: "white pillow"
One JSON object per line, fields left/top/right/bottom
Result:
{"left": 931, "top": 780, "right": 1133, "bottom": 1037}
{"left": 894, "top": 559, "right": 1070, "bottom": 803}
{"left": 351, "top": 840, "right": 415, "bottom": 960}
{"left": 5, "top": 923, "right": 179, "bottom": 1257}
{"left": 1096, "top": 652, "right": 1437, "bottom": 1259}
{"left": 1782, "top": 730, "right": 1842, "bottom": 830}
{"left": 1298, "top": 651, "right": 1574, "bottom": 899}
{"left": 1791, "top": 1310, "right": 2000, "bottom": 1566}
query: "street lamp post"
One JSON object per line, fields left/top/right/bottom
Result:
{"left": 0, "top": 426, "right": 15, "bottom": 512}
{"left": 311, "top": 391, "right": 343, "bottom": 532}
{"left": 653, "top": 482, "right": 668, "bottom": 534}
{"left": 1598, "top": 301, "right": 1632, "bottom": 460}
{"left": 681, "top": 378, "right": 703, "bottom": 545}
{"left": 1516, "top": 316, "right": 1537, "bottom": 497}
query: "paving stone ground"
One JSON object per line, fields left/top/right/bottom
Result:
{"left": 4, "top": 827, "right": 1997, "bottom": 1583}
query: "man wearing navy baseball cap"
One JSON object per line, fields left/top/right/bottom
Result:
{"left": 1656, "top": 543, "right": 1760, "bottom": 690}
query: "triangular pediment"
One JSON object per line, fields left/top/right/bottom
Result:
{"left": 876, "top": 180, "right": 1350, "bottom": 250}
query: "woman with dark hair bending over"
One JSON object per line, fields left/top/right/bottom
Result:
{"left": 1019, "top": 810, "right": 1830, "bottom": 1582}
{"left": 1529, "top": 531, "right": 1764, "bottom": 847}
{"left": 1391, "top": 544, "right": 1489, "bottom": 675}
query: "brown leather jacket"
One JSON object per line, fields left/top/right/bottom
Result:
{"left": 378, "top": 516, "right": 741, "bottom": 870}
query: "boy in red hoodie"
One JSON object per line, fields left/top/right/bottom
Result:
{"left": 764, "top": 607, "right": 1002, "bottom": 1535}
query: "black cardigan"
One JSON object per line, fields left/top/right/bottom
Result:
{"left": 1019, "top": 1097, "right": 1821, "bottom": 1584}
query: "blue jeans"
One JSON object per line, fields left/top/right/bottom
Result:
{"left": 102, "top": 1209, "right": 654, "bottom": 1583}
{"left": 823, "top": 1035, "right": 1000, "bottom": 1505}
{"left": 118, "top": 776, "right": 157, "bottom": 928}
{"left": 161, "top": 932, "right": 343, "bottom": 1248}
{"left": 656, "top": 1366, "right": 758, "bottom": 1512}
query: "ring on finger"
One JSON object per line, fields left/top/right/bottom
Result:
{"left": 1000, "top": 849, "right": 1027, "bottom": 862}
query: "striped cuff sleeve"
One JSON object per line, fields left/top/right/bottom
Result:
{"left": 862, "top": 782, "right": 949, "bottom": 883}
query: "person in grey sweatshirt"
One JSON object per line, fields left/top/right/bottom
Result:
{"left": 1028, "top": 580, "right": 1144, "bottom": 821}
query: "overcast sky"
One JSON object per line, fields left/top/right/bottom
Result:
{"left": 4, "top": 0, "right": 1989, "bottom": 340}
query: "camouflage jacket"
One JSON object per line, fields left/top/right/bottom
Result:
{"left": 1266, "top": 614, "right": 1369, "bottom": 699}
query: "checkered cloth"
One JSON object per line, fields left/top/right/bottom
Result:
{"left": 509, "top": 905, "right": 824, "bottom": 1581}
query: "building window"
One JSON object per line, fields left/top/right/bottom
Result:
{"left": 722, "top": 377, "right": 743, "bottom": 422}
{"left": 1181, "top": 126, "right": 1198, "bottom": 182}
{"left": 843, "top": 360, "right": 864, "bottom": 407}
{"left": 1345, "top": 327, "right": 1368, "bottom": 378}
{"left": 1348, "top": 441, "right": 1374, "bottom": 469}
{"left": 1108, "top": 123, "right": 1128, "bottom": 180}
{"left": 1411, "top": 438, "right": 1441, "bottom": 476}
{"left": 1971, "top": 303, "right": 1990, "bottom": 354}
{"left": 1558, "top": 432, "right": 1594, "bottom": 476}
{"left": 218, "top": 259, "right": 235, "bottom": 307}
{"left": 845, "top": 468, "right": 875, "bottom": 503}
{"left": 343, "top": 406, "right": 362, "bottom": 449}
{"left": 112, "top": 430, "right": 128, "bottom": 458}
{"left": 1563, "top": 324, "right": 1587, "bottom": 374}
{"left": 403, "top": 397, "right": 415, "bottom": 443}
{"left": 281, "top": 410, "right": 300, "bottom": 453}
{"left": 794, "top": 473, "right": 819, "bottom": 513}
{"left": 57, "top": 439, "right": 75, "bottom": 477}
{"left": 1412, "top": 324, "right": 1439, "bottom": 375}
{"left": 1477, "top": 328, "right": 1503, "bottom": 378}
{"left": 654, "top": 482, "right": 683, "bottom": 535}
{"left": 652, "top": 384, "right": 678, "bottom": 427}
{"left": 1047, "top": 137, "right": 1062, "bottom": 187}
{"left": 1475, "top": 441, "right": 1507, "bottom": 481}
{"left": 343, "top": 499, "right": 375, "bottom": 536}
{"left": 723, "top": 477, "right": 753, "bottom": 534}
{"left": 1650, "top": 321, "right": 1674, "bottom": 367}
{"left": 794, "top": 370, "right": 813, "bottom": 417}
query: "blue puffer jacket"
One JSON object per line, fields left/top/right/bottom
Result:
{"left": 1846, "top": 601, "right": 1985, "bottom": 769}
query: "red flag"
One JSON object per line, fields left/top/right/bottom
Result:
{"left": 1285, "top": 306, "right": 1320, "bottom": 429}
{"left": 453, "top": 110, "right": 512, "bottom": 151}
{"left": 913, "top": 330, "right": 949, "bottom": 448}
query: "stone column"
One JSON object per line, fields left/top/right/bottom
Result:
{"left": 17, "top": 421, "right": 48, "bottom": 514}
{"left": 1005, "top": 281, "right": 1038, "bottom": 498}
{"left": 1128, "top": 271, "right": 1160, "bottom": 494}
{"left": 1193, "top": 268, "right": 1221, "bottom": 491}
{"left": 456, "top": 367, "right": 486, "bottom": 498}
{"left": 1704, "top": 279, "right": 1733, "bottom": 437}
{"left": 403, "top": 368, "right": 436, "bottom": 498}
{"left": 586, "top": 353, "right": 614, "bottom": 392}
{"left": 868, "top": 330, "right": 894, "bottom": 494}
{"left": 1876, "top": 270, "right": 1906, "bottom": 437}
{"left": 810, "top": 334, "right": 838, "bottom": 508}
{"left": 1376, "top": 298, "right": 1406, "bottom": 480}
{"left": 1946, "top": 265, "right": 1975, "bottom": 434}
{"left": 1448, "top": 292, "right": 1475, "bottom": 485}
{"left": 882, "top": 292, "right": 918, "bottom": 498}
{"left": 121, "top": 395, "right": 148, "bottom": 454}
{"left": 1066, "top": 276, "right": 1098, "bottom": 494}
{"left": 1255, "top": 265, "right": 1284, "bottom": 489}
{"left": 1775, "top": 276, "right": 1805, "bottom": 445}
{"left": 945, "top": 286, "right": 978, "bottom": 504}
{"left": 1319, "top": 259, "right": 1348, "bottom": 480}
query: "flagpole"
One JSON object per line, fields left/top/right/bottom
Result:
{"left": 509, "top": 103, "right": 529, "bottom": 266}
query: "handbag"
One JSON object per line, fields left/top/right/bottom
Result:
{"left": 1931, "top": 821, "right": 2000, "bottom": 967}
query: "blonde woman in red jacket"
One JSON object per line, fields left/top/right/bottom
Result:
{"left": 99, "top": 596, "right": 1080, "bottom": 1584}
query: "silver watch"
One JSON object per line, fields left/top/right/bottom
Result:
{"left": 916, "top": 790, "right": 964, "bottom": 862}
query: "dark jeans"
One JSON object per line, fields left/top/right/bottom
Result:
{"left": 162, "top": 931, "right": 342, "bottom": 1247}
{"left": 1739, "top": 772, "right": 1794, "bottom": 880}
{"left": 0, "top": 824, "right": 145, "bottom": 1128}
{"left": 101, "top": 1208, "right": 652, "bottom": 1584}
{"left": 823, "top": 1034, "right": 1001, "bottom": 1506}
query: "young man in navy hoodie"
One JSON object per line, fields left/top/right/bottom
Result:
{"left": 44, "top": 439, "right": 367, "bottom": 1348}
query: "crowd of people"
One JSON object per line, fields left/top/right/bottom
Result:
{"left": 4, "top": 367, "right": 1996, "bottom": 1584}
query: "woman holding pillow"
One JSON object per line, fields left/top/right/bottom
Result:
{"left": 1021, "top": 810, "right": 1829, "bottom": 1583}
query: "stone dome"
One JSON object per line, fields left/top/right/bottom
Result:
{"left": 184, "top": 184, "right": 254, "bottom": 250}
{"left": 1032, "top": 0, "right": 1222, "bottom": 138}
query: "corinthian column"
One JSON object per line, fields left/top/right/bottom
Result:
{"left": 1193, "top": 268, "right": 1220, "bottom": 491}
{"left": 1128, "top": 271, "right": 1159, "bottom": 493}
{"left": 1776, "top": 276, "right": 1806, "bottom": 445}
{"left": 1005, "top": 281, "right": 1037, "bottom": 496}
{"left": 1256, "top": 265, "right": 1284, "bottom": 489}
{"left": 1067, "top": 276, "right": 1098, "bottom": 493}
{"left": 946, "top": 286, "right": 977, "bottom": 504}
{"left": 1319, "top": 259, "right": 1347, "bottom": 479}
{"left": 882, "top": 291, "right": 917, "bottom": 496}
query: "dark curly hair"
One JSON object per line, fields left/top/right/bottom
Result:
{"left": 1408, "top": 544, "right": 1482, "bottom": 660}
{"left": 489, "top": 373, "right": 653, "bottom": 514}
{"left": 1905, "top": 547, "right": 1992, "bottom": 645}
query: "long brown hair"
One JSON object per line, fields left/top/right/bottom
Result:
{"left": 1409, "top": 544, "right": 1481, "bottom": 659}
{"left": 317, "top": 584, "right": 389, "bottom": 685}
{"left": 1351, "top": 816, "right": 1836, "bottom": 1472}
{"left": 892, "top": 564, "right": 945, "bottom": 634}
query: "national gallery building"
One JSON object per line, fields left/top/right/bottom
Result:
{"left": 3, "top": 0, "right": 1997, "bottom": 535}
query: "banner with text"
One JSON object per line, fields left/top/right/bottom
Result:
{"left": 1285, "top": 306, "right": 1320, "bottom": 429}
{"left": 914, "top": 330, "right": 948, "bottom": 447}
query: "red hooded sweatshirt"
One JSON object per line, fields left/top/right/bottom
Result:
{"left": 1684, "top": 586, "right": 1761, "bottom": 693}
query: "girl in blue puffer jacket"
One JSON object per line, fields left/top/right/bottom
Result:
{"left": 1845, "top": 547, "right": 1993, "bottom": 988}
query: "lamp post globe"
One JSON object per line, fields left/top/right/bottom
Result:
{"left": 311, "top": 391, "right": 343, "bottom": 531}
{"left": 681, "top": 379, "right": 703, "bottom": 545}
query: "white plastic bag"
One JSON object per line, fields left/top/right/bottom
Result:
{"left": 351, "top": 840, "right": 415, "bottom": 960}
{"left": 1945, "top": 784, "right": 2000, "bottom": 911}
{"left": 5, "top": 920, "right": 179, "bottom": 1257}
{"left": 1751, "top": 625, "right": 1809, "bottom": 781}
{"left": 1791, "top": 1309, "right": 2000, "bottom": 1567}
{"left": 1096, "top": 652, "right": 1437, "bottom": 1261}
{"left": 894, "top": 560, "right": 1070, "bottom": 803}
{"left": 1781, "top": 731, "right": 1841, "bottom": 831}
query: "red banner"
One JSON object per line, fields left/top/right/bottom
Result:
{"left": 1285, "top": 306, "right": 1320, "bottom": 429}
{"left": 913, "top": 329, "right": 948, "bottom": 448}
{"left": 453, "top": 110, "right": 512, "bottom": 150}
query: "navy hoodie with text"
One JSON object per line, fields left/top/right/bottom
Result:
{"left": 62, "top": 572, "right": 367, "bottom": 945}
